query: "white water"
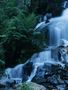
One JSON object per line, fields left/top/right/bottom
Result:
{"left": 35, "top": 8, "right": 68, "bottom": 46}
{"left": 5, "top": 64, "right": 23, "bottom": 78}
{"left": 35, "top": 21, "right": 49, "bottom": 31}
{"left": 27, "top": 50, "right": 65, "bottom": 82}
{"left": 49, "top": 8, "right": 68, "bottom": 46}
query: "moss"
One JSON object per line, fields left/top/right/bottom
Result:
{"left": 21, "top": 83, "right": 34, "bottom": 90}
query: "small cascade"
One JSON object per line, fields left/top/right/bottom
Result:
{"left": 26, "top": 50, "right": 52, "bottom": 82}
{"left": 35, "top": 8, "right": 68, "bottom": 46}
{"left": 5, "top": 64, "right": 23, "bottom": 78}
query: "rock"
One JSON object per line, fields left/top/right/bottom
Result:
{"left": 60, "top": 65, "right": 68, "bottom": 80}
{"left": 0, "top": 84, "right": 6, "bottom": 88}
{"left": 21, "top": 82, "right": 47, "bottom": 90}
{"left": 0, "top": 80, "right": 46, "bottom": 90}
{"left": 30, "top": 0, "right": 64, "bottom": 16}
{"left": 32, "top": 63, "right": 67, "bottom": 89}
{"left": 22, "top": 61, "right": 34, "bottom": 82}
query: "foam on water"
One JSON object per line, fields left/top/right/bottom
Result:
{"left": 5, "top": 64, "right": 23, "bottom": 78}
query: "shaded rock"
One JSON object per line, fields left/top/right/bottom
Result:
{"left": 30, "top": 0, "right": 64, "bottom": 16}
{"left": 0, "top": 84, "right": 6, "bottom": 88}
{"left": 60, "top": 66, "right": 68, "bottom": 80}
{"left": 22, "top": 61, "right": 34, "bottom": 82}
{"left": 23, "top": 62, "right": 34, "bottom": 76}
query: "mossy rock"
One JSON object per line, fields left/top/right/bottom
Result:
{"left": 21, "top": 82, "right": 46, "bottom": 90}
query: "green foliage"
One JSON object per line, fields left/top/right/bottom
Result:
{"left": 21, "top": 83, "right": 34, "bottom": 90}
{"left": 0, "top": 0, "right": 47, "bottom": 67}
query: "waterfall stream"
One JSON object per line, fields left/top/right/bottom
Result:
{"left": 48, "top": 8, "right": 68, "bottom": 46}
{"left": 0, "top": 8, "right": 68, "bottom": 89}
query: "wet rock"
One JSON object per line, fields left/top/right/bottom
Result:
{"left": 51, "top": 39, "right": 68, "bottom": 63}
{"left": 32, "top": 62, "right": 68, "bottom": 89}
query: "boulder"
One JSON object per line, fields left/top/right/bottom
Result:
{"left": 21, "top": 82, "right": 46, "bottom": 90}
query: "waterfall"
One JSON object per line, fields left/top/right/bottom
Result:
{"left": 35, "top": 8, "right": 68, "bottom": 46}
{"left": 48, "top": 8, "right": 68, "bottom": 46}
{"left": 26, "top": 8, "right": 68, "bottom": 82}
{"left": 1, "top": 8, "right": 68, "bottom": 87}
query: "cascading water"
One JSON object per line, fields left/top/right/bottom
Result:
{"left": 35, "top": 8, "right": 68, "bottom": 46}
{"left": 27, "top": 51, "right": 65, "bottom": 82}
{"left": 49, "top": 8, "right": 68, "bottom": 46}
{"left": 24, "top": 8, "right": 68, "bottom": 82}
